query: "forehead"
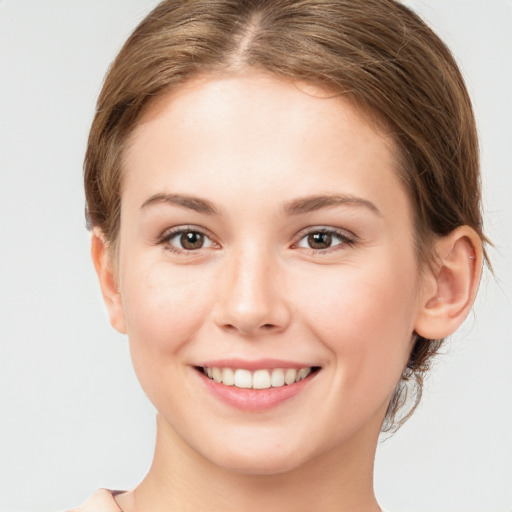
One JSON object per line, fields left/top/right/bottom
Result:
{"left": 133, "top": 72, "right": 391, "bottom": 145}
{"left": 122, "top": 71, "right": 410, "bottom": 223}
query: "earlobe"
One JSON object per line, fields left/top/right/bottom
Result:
{"left": 414, "top": 226, "right": 482, "bottom": 340}
{"left": 91, "top": 229, "right": 127, "bottom": 334}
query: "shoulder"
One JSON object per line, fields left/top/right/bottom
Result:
{"left": 67, "top": 489, "right": 124, "bottom": 512}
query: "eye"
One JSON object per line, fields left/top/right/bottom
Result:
{"left": 161, "top": 228, "right": 215, "bottom": 252}
{"left": 296, "top": 229, "right": 355, "bottom": 251}
{"left": 305, "top": 232, "right": 334, "bottom": 250}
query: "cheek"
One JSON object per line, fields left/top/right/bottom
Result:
{"left": 300, "top": 256, "right": 419, "bottom": 395}
{"left": 120, "top": 260, "right": 214, "bottom": 370}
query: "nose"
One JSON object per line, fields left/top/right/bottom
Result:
{"left": 213, "top": 245, "right": 291, "bottom": 336}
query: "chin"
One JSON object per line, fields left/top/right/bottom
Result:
{"left": 214, "top": 450, "right": 306, "bottom": 476}
{"left": 196, "top": 433, "right": 311, "bottom": 476}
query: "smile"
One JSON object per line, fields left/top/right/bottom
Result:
{"left": 200, "top": 366, "right": 318, "bottom": 389}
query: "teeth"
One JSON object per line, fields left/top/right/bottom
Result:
{"left": 253, "top": 369, "right": 271, "bottom": 389}
{"left": 284, "top": 368, "right": 297, "bottom": 385}
{"left": 222, "top": 367, "right": 235, "bottom": 386}
{"left": 296, "top": 368, "right": 311, "bottom": 381}
{"left": 202, "top": 366, "right": 314, "bottom": 389}
{"left": 271, "top": 368, "right": 285, "bottom": 387}
{"left": 234, "top": 369, "right": 252, "bottom": 388}
{"left": 212, "top": 367, "right": 222, "bottom": 383}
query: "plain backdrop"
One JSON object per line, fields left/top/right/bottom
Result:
{"left": 0, "top": 1, "right": 511, "bottom": 511}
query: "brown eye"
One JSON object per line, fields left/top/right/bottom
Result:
{"left": 163, "top": 228, "right": 214, "bottom": 252}
{"left": 296, "top": 228, "right": 355, "bottom": 253}
{"left": 180, "top": 231, "right": 205, "bottom": 250}
{"left": 307, "top": 232, "right": 332, "bottom": 249}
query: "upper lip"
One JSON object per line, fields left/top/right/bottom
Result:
{"left": 195, "top": 358, "right": 319, "bottom": 371}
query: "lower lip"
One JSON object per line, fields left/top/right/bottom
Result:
{"left": 197, "top": 369, "right": 318, "bottom": 411}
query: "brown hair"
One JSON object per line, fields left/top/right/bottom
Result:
{"left": 84, "top": 0, "right": 488, "bottom": 431}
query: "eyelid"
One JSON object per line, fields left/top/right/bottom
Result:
{"left": 157, "top": 225, "right": 219, "bottom": 253}
{"left": 293, "top": 226, "right": 358, "bottom": 251}
{"left": 154, "top": 224, "right": 357, "bottom": 254}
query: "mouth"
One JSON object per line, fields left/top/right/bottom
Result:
{"left": 196, "top": 366, "right": 321, "bottom": 390}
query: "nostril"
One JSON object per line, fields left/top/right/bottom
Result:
{"left": 222, "top": 322, "right": 277, "bottom": 335}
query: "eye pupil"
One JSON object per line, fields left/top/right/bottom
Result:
{"left": 308, "top": 232, "right": 332, "bottom": 249}
{"left": 180, "top": 231, "right": 204, "bottom": 250}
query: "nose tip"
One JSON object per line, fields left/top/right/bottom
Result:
{"left": 213, "top": 252, "right": 290, "bottom": 337}
{"left": 217, "top": 291, "right": 289, "bottom": 336}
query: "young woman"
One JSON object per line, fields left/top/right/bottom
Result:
{"left": 72, "top": 1, "right": 487, "bottom": 510}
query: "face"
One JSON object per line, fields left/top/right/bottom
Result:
{"left": 106, "top": 72, "right": 427, "bottom": 474}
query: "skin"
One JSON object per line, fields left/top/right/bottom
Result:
{"left": 92, "top": 72, "right": 482, "bottom": 512}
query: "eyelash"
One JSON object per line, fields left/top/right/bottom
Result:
{"left": 157, "top": 226, "right": 358, "bottom": 255}
{"left": 293, "top": 227, "right": 357, "bottom": 254}
{"left": 158, "top": 226, "right": 216, "bottom": 255}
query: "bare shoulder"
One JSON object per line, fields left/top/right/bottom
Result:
{"left": 66, "top": 489, "right": 123, "bottom": 512}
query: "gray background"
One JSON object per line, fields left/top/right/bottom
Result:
{"left": 1, "top": 1, "right": 511, "bottom": 511}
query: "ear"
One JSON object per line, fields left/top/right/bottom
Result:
{"left": 91, "top": 229, "right": 127, "bottom": 334}
{"left": 414, "top": 226, "right": 483, "bottom": 340}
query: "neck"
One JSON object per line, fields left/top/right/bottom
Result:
{"left": 120, "top": 413, "right": 382, "bottom": 512}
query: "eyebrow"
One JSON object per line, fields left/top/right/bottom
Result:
{"left": 140, "top": 192, "right": 381, "bottom": 217}
{"left": 140, "top": 193, "right": 220, "bottom": 215}
{"left": 283, "top": 194, "right": 381, "bottom": 216}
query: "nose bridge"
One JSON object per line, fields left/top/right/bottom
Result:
{"left": 214, "top": 239, "right": 289, "bottom": 335}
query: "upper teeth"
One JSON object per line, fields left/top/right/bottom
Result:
{"left": 203, "top": 367, "right": 312, "bottom": 389}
